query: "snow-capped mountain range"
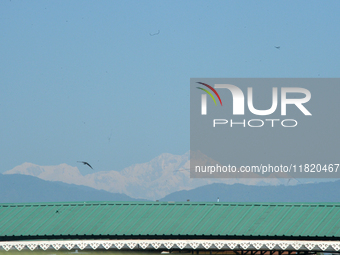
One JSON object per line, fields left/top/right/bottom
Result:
{"left": 4, "top": 152, "right": 291, "bottom": 200}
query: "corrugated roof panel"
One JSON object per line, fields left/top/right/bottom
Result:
{"left": 50, "top": 204, "right": 84, "bottom": 235}
{"left": 175, "top": 204, "right": 207, "bottom": 235}
{"left": 73, "top": 203, "right": 106, "bottom": 235}
{"left": 90, "top": 204, "right": 121, "bottom": 235}
{"left": 187, "top": 204, "right": 215, "bottom": 235}
{"left": 215, "top": 204, "right": 240, "bottom": 235}
{"left": 273, "top": 205, "right": 312, "bottom": 236}
{"left": 205, "top": 204, "right": 238, "bottom": 235}
{"left": 146, "top": 204, "right": 178, "bottom": 235}
{"left": 304, "top": 205, "right": 337, "bottom": 236}
{"left": 254, "top": 205, "right": 284, "bottom": 235}
{"left": 0, "top": 205, "right": 27, "bottom": 235}
{"left": 318, "top": 206, "right": 340, "bottom": 236}
{"left": 227, "top": 205, "right": 256, "bottom": 235}
{"left": 31, "top": 204, "right": 65, "bottom": 235}
{"left": 219, "top": 204, "right": 254, "bottom": 235}
{"left": 194, "top": 204, "right": 225, "bottom": 235}
{"left": 138, "top": 203, "right": 172, "bottom": 235}
{"left": 156, "top": 204, "right": 187, "bottom": 235}
{"left": 267, "top": 204, "right": 305, "bottom": 236}
{"left": 235, "top": 204, "right": 265, "bottom": 236}
{"left": 20, "top": 205, "right": 51, "bottom": 236}
{"left": 103, "top": 203, "right": 137, "bottom": 235}
{"left": 292, "top": 205, "right": 325, "bottom": 236}
{"left": 0, "top": 202, "right": 340, "bottom": 240}
{"left": 246, "top": 204, "right": 273, "bottom": 235}
{"left": 9, "top": 205, "right": 42, "bottom": 236}
{"left": 65, "top": 204, "right": 95, "bottom": 235}
{"left": 121, "top": 204, "right": 157, "bottom": 235}
{"left": 128, "top": 203, "right": 158, "bottom": 235}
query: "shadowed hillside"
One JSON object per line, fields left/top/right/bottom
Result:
{"left": 0, "top": 174, "right": 143, "bottom": 203}
{"left": 161, "top": 181, "right": 340, "bottom": 202}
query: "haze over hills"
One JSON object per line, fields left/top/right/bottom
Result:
{"left": 161, "top": 181, "right": 340, "bottom": 202}
{"left": 1, "top": 174, "right": 339, "bottom": 204}
{"left": 1, "top": 151, "right": 338, "bottom": 203}
{"left": 3, "top": 152, "right": 292, "bottom": 200}
{"left": 0, "top": 174, "right": 140, "bottom": 203}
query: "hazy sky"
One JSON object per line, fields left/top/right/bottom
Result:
{"left": 1, "top": 1, "right": 339, "bottom": 174}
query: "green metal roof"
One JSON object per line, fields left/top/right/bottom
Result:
{"left": 0, "top": 201, "right": 339, "bottom": 241}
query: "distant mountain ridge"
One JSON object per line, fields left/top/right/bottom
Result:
{"left": 1, "top": 174, "right": 338, "bottom": 204}
{"left": 3, "top": 152, "right": 308, "bottom": 200}
{"left": 161, "top": 181, "right": 340, "bottom": 202}
{"left": 0, "top": 174, "right": 141, "bottom": 203}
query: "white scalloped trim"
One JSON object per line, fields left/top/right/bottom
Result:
{"left": 14, "top": 244, "right": 24, "bottom": 251}
{"left": 113, "top": 242, "right": 124, "bottom": 249}
{"left": 52, "top": 243, "right": 62, "bottom": 250}
{"left": 27, "top": 244, "right": 37, "bottom": 251}
{"left": 292, "top": 242, "right": 302, "bottom": 250}
{"left": 64, "top": 243, "right": 74, "bottom": 250}
{"left": 227, "top": 242, "right": 238, "bottom": 249}
{"left": 214, "top": 242, "right": 225, "bottom": 249}
{"left": 39, "top": 243, "right": 50, "bottom": 250}
{"left": 127, "top": 242, "right": 137, "bottom": 249}
{"left": 151, "top": 242, "right": 162, "bottom": 249}
{"left": 0, "top": 239, "right": 339, "bottom": 252}
{"left": 176, "top": 242, "right": 186, "bottom": 249}
{"left": 189, "top": 242, "right": 199, "bottom": 249}
{"left": 252, "top": 243, "right": 263, "bottom": 250}
{"left": 305, "top": 243, "right": 315, "bottom": 250}
{"left": 89, "top": 242, "right": 100, "bottom": 250}
{"left": 202, "top": 242, "right": 212, "bottom": 249}
{"left": 240, "top": 242, "right": 250, "bottom": 250}
{"left": 102, "top": 242, "right": 111, "bottom": 250}
{"left": 278, "top": 242, "right": 289, "bottom": 250}
{"left": 266, "top": 242, "right": 276, "bottom": 250}
{"left": 318, "top": 243, "right": 329, "bottom": 250}
{"left": 77, "top": 242, "right": 87, "bottom": 250}
{"left": 139, "top": 242, "right": 149, "bottom": 249}
{"left": 332, "top": 243, "right": 340, "bottom": 251}
{"left": 164, "top": 242, "right": 173, "bottom": 249}
{"left": 2, "top": 244, "right": 12, "bottom": 251}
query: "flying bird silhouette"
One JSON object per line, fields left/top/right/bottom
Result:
{"left": 149, "top": 30, "right": 160, "bottom": 36}
{"left": 77, "top": 161, "right": 93, "bottom": 169}
{"left": 287, "top": 178, "right": 292, "bottom": 185}
{"left": 275, "top": 46, "right": 280, "bottom": 50}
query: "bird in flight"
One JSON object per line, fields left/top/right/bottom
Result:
{"left": 275, "top": 46, "right": 280, "bottom": 50}
{"left": 77, "top": 161, "right": 93, "bottom": 169}
{"left": 149, "top": 30, "right": 160, "bottom": 36}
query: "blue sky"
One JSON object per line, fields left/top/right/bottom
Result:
{"left": 1, "top": 1, "right": 339, "bottom": 174}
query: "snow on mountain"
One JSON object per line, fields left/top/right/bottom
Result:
{"left": 4, "top": 152, "right": 287, "bottom": 200}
